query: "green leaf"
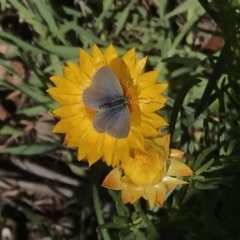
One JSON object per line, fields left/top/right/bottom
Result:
{"left": 33, "top": 1, "right": 67, "bottom": 44}
{"left": 61, "top": 21, "right": 107, "bottom": 46}
{"left": 193, "top": 145, "right": 217, "bottom": 171}
{"left": 0, "top": 144, "right": 59, "bottom": 155}
{"left": 98, "top": 220, "right": 128, "bottom": 230}
{"left": 38, "top": 44, "right": 80, "bottom": 58}
{"left": 195, "top": 159, "right": 215, "bottom": 175}
{"left": 194, "top": 182, "right": 218, "bottom": 190}
{"left": 169, "top": 78, "right": 201, "bottom": 146}
{"left": 23, "top": 208, "right": 57, "bottom": 237}
{"left": 95, "top": 0, "right": 114, "bottom": 23}
{"left": 16, "top": 105, "right": 48, "bottom": 116}
{"left": 164, "top": 0, "right": 201, "bottom": 19}
{"left": 114, "top": 1, "right": 136, "bottom": 36}
{"left": 0, "top": 81, "right": 51, "bottom": 104}
{"left": 0, "top": 125, "right": 20, "bottom": 135}
{"left": 0, "top": 31, "right": 42, "bottom": 53}
{"left": 67, "top": 163, "right": 87, "bottom": 177}
{"left": 7, "top": 0, "right": 46, "bottom": 36}
{"left": 163, "top": 56, "right": 201, "bottom": 67}
{"left": 108, "top": 190, "right": 130, "bottom": 217}
{"left": 1, "top": 0, "right": 7, "bottom": 11}
{"left": 195, "top": 43, "right": 228, "bottom": 118}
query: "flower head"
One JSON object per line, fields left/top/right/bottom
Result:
{"left": 102, "top": 134, "right": 193, "bottom": 207}
{"left": 47, "top": 44, "right": 168, "bottom": 166}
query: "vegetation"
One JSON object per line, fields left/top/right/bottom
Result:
{"left": 0, "top": 0, "right": 240, "bottom": 239}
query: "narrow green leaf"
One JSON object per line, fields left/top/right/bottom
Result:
{"left": 38, "top": 44, "right": 80, "bottom": 58}
{"left": 108, "top": 190, "right": 130, "bottom": 217}
{"left": 33, "top": 1, "right": 67, "bottom": 44}
{"left": 0, "top": 144, "right": 59, "bottom": 155}
{"left": 1, "top": 0, "right": 7, "bottom": 11}
{"left": 96, "top": 0, "right": 114, "bottom": 23}
{"left": 115, "top": 1, "right": 136, "bottom": 36}
{"left": 164, "top": 0, "right": 200, "bottom": 19}
{"left": 98, "top": 220, "right": 128, "bottom": 230}
{"left": 0, "top": 81, "right": 51, "bottom": 104}
{"left": 0, "top": 125, "right": 20, "bottom": 135}
{"left": 92, "top": 184, "right": 111, "bottom": 240}
{"left": 61, "top": 21, "right": 107, "bottom": 46}
{"left": 0, "top": 31, "right": 43, "bottom": 53}
{"left": 195, "top": 43, "right": 228, "bottom": 118}
{"left": 16, "top": 105, "right": 47, "bottom": 116}
{"left": 195, "top": 159, "right": 215, "bottom": 175}
{"left": 193, "top": 145, "right": 217, "bottom": 171}
{"left": 7, "top": 0, "right": 46, "bottom": 35}
{"left": 163, "top": 56, "right": 201, "bottom": 67}
{"left": 23, "top": 208, "right": 57, "bottom": 237}
{"left": 171, "top": 6, "right": 204, "bottom": 50}
{"left": 67, "top": 163, "right": 87, "bottom": 177}
{"left": 194, "top": 182, "right": 218, "bottom": 190}
{"left": 169, "top": 78, "right": 201, "bottom": 146}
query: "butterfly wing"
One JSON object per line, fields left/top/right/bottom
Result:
{"left": 82, "top": 87, "right": 116, "bottom": 110}
{"left": 93, "top": 106, "right": 130, "bottom": 138}
{"left": 92, "top": 66, "right": 123, "bottom": 96}
{"left": 82, "top": 66, "right": 123, "bottom": 110}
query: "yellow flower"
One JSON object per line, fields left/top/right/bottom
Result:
{"left": 47, "top": 44, "right": 168, "bottom": 166}
{"left": 102, "top": 135, "right": 193, "bottom": 207}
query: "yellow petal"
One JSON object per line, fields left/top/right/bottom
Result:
{"left": 142, "top": 113, "right": 168, "bottom": 128}
{"left": 163, "top": 176, "right": 189, "bottom": 190}
{"left": 169, "top": 149, "right": 185, "bottom": 161}
{"left": 138, "top": 71, "right": 159, "bottom": 88}
{"left": 103, "top": 136, "right": 117, "bottom": 166}
{"left": 138, "top": 121, "right": 159, "bottom": 136}
{"left": 104, "top": 44, "right": 118, "bottom": 64}
{"left": 49, "top": 76, "right": 80, "bottom": 93}
{"left": 46, "top": 88, "right": 80, "bottom": 105}
{"left": 122, "top": 48, "right": 136, "bottom": 71}
{"left": 144, "top": 187, "right": 157, "bottom": 208}
{"left": 167, "top": 160, "right": 193, "bottom": 177}
{"left": 86, "top": 134, "right": 104, "bottom": 165}
{"left": 52, "top": 104, "right": 81, "bottom": 118}
{"left": 142, "top": 84, "right": 168, "bottom": 98}
{"left": 63, "top": 63, "right": 81, "bottom": 85}
{"left": 102, "top": 168, "right": 125, "bottom": 190}
{"left": 154, "top": 134, "right": 170, "bottom": 150}
{"left": 115, "top": 139, "right": 130, "bottom": 163}
{"left": 52, "top": 115, "right": 82, "bottom": 133}
{"left": 155, "top": 183, "right": 166, "bottom": 207}
{"left": 109, "top": 58, "right": 132, "bottom": 87}
{"left": 132, "top": 57, "right": 147, "bottom": 81}
{"left": 65, "top": 134, "right": 81, "bottom": 148}
{"left": 79, "top": 49, "right": 94, "bottom": 77}
{"left": 78, "top": 129, "right": 99, "bottom": 161}
{"left": 128, "top": 129, "right": 144, "bottom": 150}
{"left": 92, "top": 44, "right": 107, "bottom": 69}
{"left": 140, "top": 101, "right": 166, "bottom": 113}
{"left": 122, "top": 186, "right": 143, "bottom": 204}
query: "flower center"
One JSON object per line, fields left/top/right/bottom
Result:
{"left": 84, "top": 107, "right": 98, "bottom": 121}
{"left": 121, "top": 83, "right": 138, "bottom": 113}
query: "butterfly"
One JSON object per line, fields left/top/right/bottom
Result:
{"left": 82, "top": 66, "right": 130, "bottom": 138}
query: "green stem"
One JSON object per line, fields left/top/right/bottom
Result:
{"left": 92, "top": 184, "right": 111, "bottom": 240}
{"left": 133, "top": 201, "right": 160, "bottom": 240}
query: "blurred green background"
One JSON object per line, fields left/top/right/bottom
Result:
{"left": 0, "top": 0, "right": 240, "bottom": 239}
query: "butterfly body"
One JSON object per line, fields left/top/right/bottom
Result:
{"left": 98, "top": 97, "right": 128, "bottom": 111}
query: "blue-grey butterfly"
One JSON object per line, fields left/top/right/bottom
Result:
{"left": 82, "top": 66, "right": 130, "bottom": 138}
